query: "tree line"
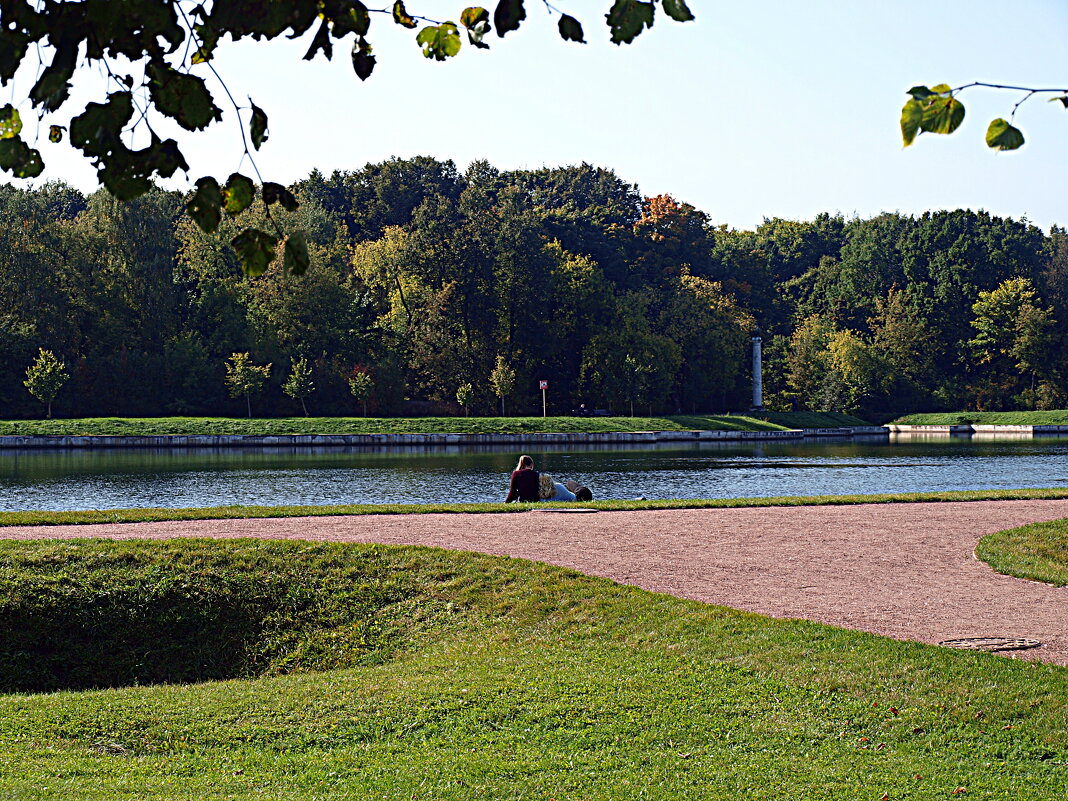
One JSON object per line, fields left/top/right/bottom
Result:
{"left": 1, "top": 157, "right": 1065, "bottom": 420}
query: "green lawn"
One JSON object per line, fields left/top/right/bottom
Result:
{"left": 5, "top": 487, "right": 1068, "bottom": 527}
{"left": 0, "top": 537, "right": 1065, "bottom": 800}
{"left": 977, "top": 518, "right": 1068, "bottom": 587}
{"left": 893, "top": 410, "right": 1068, "bottom": 426}
{"left": 0, "top": 412, "right": 869, "bottom": 438}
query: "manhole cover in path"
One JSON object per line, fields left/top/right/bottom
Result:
{"left": 938, "top": 637, "right": 1043, "bottom": 652}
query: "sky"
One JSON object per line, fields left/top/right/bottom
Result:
{"left": 7, "top": 0, "right": 1068, "bottom": 231}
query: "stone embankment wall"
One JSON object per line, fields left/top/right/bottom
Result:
{"left": 889, "top": 424, "right": 1068, "bottom": 435}
{"left": 0, "top": 427, "right": 890, "bottom": 449}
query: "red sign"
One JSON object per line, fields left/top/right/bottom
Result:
{"left": 539, "top": 380, "right": 548, "bottom": 390}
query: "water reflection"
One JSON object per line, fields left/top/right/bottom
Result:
{"left": 2, "top": 435, "right": 1068, "bottom": 511}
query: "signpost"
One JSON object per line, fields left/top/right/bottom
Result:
{"left": 539, "top": 380, "right": 548, "bottom": 417}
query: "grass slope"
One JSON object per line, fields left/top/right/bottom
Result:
{"left": 977, "top": 518, "right": 1068, "bottom": 587}
{"left": 894, "top": 410, "right": 1068, "bottom": 426}
{"left": 0, "top": 538, "right": 1065, "bottom": 800}
{"left": 0, "top": 412, "right": 868, "bottom": 438}
{"left": 4, "top": 487, "right": 1068, "bottom": 528}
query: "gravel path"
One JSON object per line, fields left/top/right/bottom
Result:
{"left": 4, "top": 500, "right": 1068, "bottom": 663}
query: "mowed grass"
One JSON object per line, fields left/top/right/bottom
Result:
{"left": 977, "top": 518, "right": 1068, "bottom": 587}
{"left": 0, "top": 412, "right": 868, "bottom": 438}
{"left": 5, "top": 487, "right": 1068, "bottom": 527}
{"left": 0, "top": 538, "right": 1065, "bottom": 800}
{"left": 894, "top": 410, "right": 1068, "bottom": 426}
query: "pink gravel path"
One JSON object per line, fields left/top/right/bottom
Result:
{"left": 4, "top": 500, "right": 1068, "bottom": 664}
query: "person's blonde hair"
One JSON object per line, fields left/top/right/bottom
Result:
{"left": 538, "top": 473, "right": 554, "bottom": 499}
{"left": 515, "top": 454, "right": 534, "bottom": 471}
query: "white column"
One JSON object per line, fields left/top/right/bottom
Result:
{"left": 751, "top": 336, "right": 763, "bottom": 409}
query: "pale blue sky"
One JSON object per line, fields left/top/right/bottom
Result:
{"left": 11, "top": 1, "right": 1068, "bottom": 231}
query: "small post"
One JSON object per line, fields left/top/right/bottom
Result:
{"left": 751, "top": 335, "right": 763, "bottom": 410}
{"left": 539, "top": 379, "right": 548, "bottom": 417}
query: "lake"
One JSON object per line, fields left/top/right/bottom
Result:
{"left": 3, "top": 434, "right": 1068, "bottom": 511}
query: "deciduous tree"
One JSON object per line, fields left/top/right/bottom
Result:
{"left": 23, "top": 347, "right": 68, "bottom": 418}
{"left": 224, "top": 352, "right": 271, "bottom": 417}
{"left": 0, "top": 0, "right": 694, "bottom": 275}
{"left": 283, "top": 356, "right": 315, "bottom": 416}
{"left": 489, "top": 355, "right": 516, "bottom": 416}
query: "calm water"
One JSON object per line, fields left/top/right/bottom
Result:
{"left": 3, "top": 435, "right": 1068, "bottom": 512}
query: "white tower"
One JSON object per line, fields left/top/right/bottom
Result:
{"left": 751, "top": 335, "right": 763, "bottom": 410}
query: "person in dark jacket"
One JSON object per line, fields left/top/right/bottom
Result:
{"left": 505, "top": 454, "right": 540, "bottom": 502}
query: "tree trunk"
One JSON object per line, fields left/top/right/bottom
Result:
{"left": 301, "top": 398, "right": 308, "bottom": 416}
{"left": 362, "top": 399, "right": 367, "bottom": 417}
{"left": 246, "top": 394, "right": 252, "bottom": 418}
{"left": 629, "top": 399, "right": 634, "bottom": 417}
{"left": 46, "top": 401, "right": 52, "bottom": 419}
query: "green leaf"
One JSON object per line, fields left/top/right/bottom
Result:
{"left": 558, "top": 14, "right": 585, "bottom": 43}
{"left": 222, "top": 173, "right": 255, "bottom": 215}
{"left": 232, "top": 228, "right": 279, "bottom": 277}
{"left": 29, "top": 40, "right": 77, "bottom": 112}
{"left": 188, "top": 177, "right": 223, "bottom": 234}
{"left": 250, "top": 102, "right": 269, "bottom": 150}
{"left": 1051, "top": 95, "right": 1068, "bottom": 109}
{"left": 147, "top": 61, "right": 223, "bottom": 131}
{"left": 48, "top": 125, "right": 64, "bottom": 144}
{"left": 920, "top": 94, "right": 965, "bottom": 135}
{"left": 0, "top": 105, "right": 22, "bottom": 139}
{"left": 0, "top": 137, "right": 43, "bottom": 178}
{"left": 331, "top": 0, "right": 371, "bottom": 38}
{"left": 263, "top": 182, "right": 300, "bottom": 212}
{"left": 0, "top": 30, "right": 30, "bottom": 84}
{"left": 461, "top": 7, "right": 490, "bottom": 28}
{"left": 192, "top": 24, "right": 219, "bottom": 64}
{"left": 929, "top": 83, "right": 952, "bottom": 94}
{"left": 417, "top": 23, "right": 462, "bottom": 60}
{"left": 145, "top": 136, "right": 189, "bottom": 179}
{"left": 907, "top": 85, "right": 936, "bottom": 101}
{"left": 462, "top": 7, "right": 492, "bottom": 48}
{"left": 607, "top": 0, "right": 655, "bottom": 45}
{"left": 351, "top": 37, "right": 376, "bottom": 80}
{"left": 284, "top": 231, "right": 311, "bottom": 276}
{"left": 661, "top": 0, "right": 694, "bottom": 22}
{"left": 69, "top": 92, "right": 134, "bottom": 160}
{"left": 985, "top": 118, "right": 1025, "bottom": 151}
{"left": 303, "top": 20, "right": 333, "bottom": 60}
{"left": 393, "top": 0, "right": 418, "bottom": 28}
{"left": 494, "top": 0, "right": 525, "bottom": 38}
{"left": 900, "top": 98, "right": 923, "bottom": 147}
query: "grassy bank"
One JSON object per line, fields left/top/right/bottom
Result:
{"left": 0, "top": 538, "right": 1065, "bottom": 800}
{"left": 0, "top": 412, "right": 868, "bottom": 438}
{"left": 977, "top": 518, "right": 1068, "bottom": 587}
{"left": 4, "top": 487, "right": 1068, "bottom": 527}
{"left": 894, "top": 410, "right": 1068, "bottom": 426}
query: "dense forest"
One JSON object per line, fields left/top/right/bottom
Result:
{"left": 2, "top": 157, "right": 1066, "bottom": 420}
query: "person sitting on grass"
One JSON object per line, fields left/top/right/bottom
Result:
{"left": 505, "top": 454, "right": 540, "bottom": 503}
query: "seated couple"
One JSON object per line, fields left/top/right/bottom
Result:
{"left": 505, "top": 455, "right": 593, "bottom": 503}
